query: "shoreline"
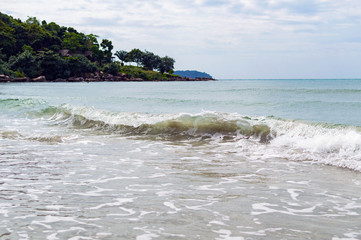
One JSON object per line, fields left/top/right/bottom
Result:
{"left": 0, "top": 73, "right": 215, "bottom": 83}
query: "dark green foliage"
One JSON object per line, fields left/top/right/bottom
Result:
{"left": 127, "top": 49, "right": 143, "bottom": 66}
{"left": 62, "top": 32, "right": 84, "bottom": 52}
{"left": 0, "top": 60, "right": 13, "bottom": 76}
{"left": 37, "top": 51, "right": 69, "bottom": 80}
{"left": 0, "top": 12, "right": 177, "bottom": 80}
{"left": 66, "top": 55, "right": 97, "bottom": 77}
{"left": 114, "top": 50, "right": 128, "bottom": 64}
{"left": 119, "top": 65, "right": 175, "bottom": 80}
{"left": 158, "top": 56, "right": 175, "bottom": 74}
{"left": 8, "top": 49, "right": 39, "bottom": 78}
{"left": 103, "top": 62, "right": 120, "bottom": 75}
{"left": 141, "top": 51, "right": 161, "bottom": 70}
{"left": 125, "top": 49, "right": 175, "bottom": 73}
{"left": 100, "top": 39, "right": 113, "bottom": 64}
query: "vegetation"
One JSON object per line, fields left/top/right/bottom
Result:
{"left": 118, "top": 65, "right": 176, "bottom": 80}
{"left": 173, "top": 70, "right": 213, "bottom": 79}
{"left": 0, "top": 12, "right": 176, "bottom": 80}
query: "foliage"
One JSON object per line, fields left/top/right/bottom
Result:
{"left": 114, "top": 50, "right": 128, "bottom": 64}
{"left": 103, "top": 62, "right": 120, "bottom": 75}
{"left": 37, "top": 50, "right": 70, "bottom": 80}
{"left": 173, "top": 70, "right": 213, "bottom": 79}
{"left": 127, "top": 49, "right": 143, "bottom": 66}
{"left": 100, "top": 39, "right": 113, "bottom": 64}
{"left": 14, "top": 70, "right": 26, "bottom": 78}
{"left": 141, "top": 51, "right": 161, "bottom": 70}
{"left": 8, "top": 49, "right": 39, "bottom": 78}
{"left": 118, "top": 49, "right": 175, "bottom": 73}
{"left": 62, "top": 32, "right": 84, "bottom": 52}
{"left": 66, "top": 55, "right": 97, "bottom": 77}
{"left": 0, "top": 61, "right": 13, "bottom": 77}
{"left": 158, "top": 56, "right": 175, "bottom": 74}
{"left": 0, "top": 12, "right": 177, "bottom": 80}
{"left": 119, "top": 65, "right": 175, "bottom": 80}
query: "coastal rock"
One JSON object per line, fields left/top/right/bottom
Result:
{"left": 13, "top": 77, "right": 30, "bottom": 82}
{"left": 32, "top": 76, "right": 46, "bottom": 82}
{"left": 55, "top": 78, "right": 67, "bottom": 82}
{"left": 1, "top": 73, "right": 215, "bottom": 83}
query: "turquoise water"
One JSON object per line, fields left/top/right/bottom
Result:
{"left": 3, "top": 79, "right": 361, "bottom": 125}
{"left": 1, "top": 79, "right": 361, "bottom": 239}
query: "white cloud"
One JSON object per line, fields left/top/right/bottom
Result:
{"left": 2, "top": 0, "right": 361, "bottom": 78}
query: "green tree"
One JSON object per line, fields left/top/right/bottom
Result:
{"left": 141, "top": 50, "right": 160, "bottom": 71}
{"left": 114, "top": 50, "right": 128, "bottom": 65}
{"left": 37, "top": 50, "right": 69, "bottom": 80}
{"left": 127, "top": 48, "right": 143, "bottom": 66}
{"left": 157, "top": 56, "right": 175, "bottom": 74}
{"left": 8, "top": 49, "right": 39, "bottom": 78}
{"left": 103, "top": 62, "right": 120, "bottom": 75}
{"left": 100, "top": 39, "right": 113, "bottom": 64}
{"left": 0, "top": 55, "right": 13, "bottom": 76}
{"left": 0, "top": 19, "right": 16, "bottom": 59}
{"left": 62, "top": 31, "right": 83, "bottom": 52}
{"left": 66, "top": 54, "right": 96, "bottom": 77}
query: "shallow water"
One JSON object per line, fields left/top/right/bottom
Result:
{"left": 1, "top": 80, "right": 361, "bottom": 239}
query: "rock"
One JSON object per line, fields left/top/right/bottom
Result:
{"left": 32, "top": 76, "right": 46, "bottom": 82}
{"left": 54, "top": 78, "right": 66, "bottom": 82}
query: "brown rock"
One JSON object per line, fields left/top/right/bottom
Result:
{"left": 32, "top": 76, "right": 46, "bottom": 82}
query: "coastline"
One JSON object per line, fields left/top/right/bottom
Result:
{"left": 0, "top": 73, "right": 215, "bottom": 83}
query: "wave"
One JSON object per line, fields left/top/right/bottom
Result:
{"left": 0, "top": 98, "right": 47, "bottom": 110}
{"left": 17, "top": 104, "right": 361, "bottom": 172}
{"left": 40, "top": 104, "right": 273, "bottom": 142}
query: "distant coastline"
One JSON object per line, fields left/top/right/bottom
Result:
{"left": 174, "top": 70, "right": 213, "bottom": 79}
{"left": 0, "top": 12, "right": 214, "bottom": 83}
{"left": 0, "top": 72, "right": 215, "bottom": 83}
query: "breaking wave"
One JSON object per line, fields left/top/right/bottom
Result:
{"left": 39, "top": 104, "right": 274, "bottom": 142}
{"left": 6, "top": 102, "right": 361, "bottom": 172}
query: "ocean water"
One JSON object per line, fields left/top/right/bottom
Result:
{"left": 1, "top": 79, "right": 361, "bottom": 239}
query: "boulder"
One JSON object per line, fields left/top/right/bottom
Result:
{"left": 32, "top": 76, "right": 46, "bottom": 82}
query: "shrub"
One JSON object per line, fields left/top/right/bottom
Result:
{"left": 103, "top": 62, "right": 120, "bottom": 75}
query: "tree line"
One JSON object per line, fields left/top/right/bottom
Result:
{"left": 0, "top": 12, "right": 175, "bottom": 80}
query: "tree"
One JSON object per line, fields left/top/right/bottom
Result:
{"left": 100, "top": 39, "right": 113, "bottom": 64}
{"left": 37, "top": 50, "right": 69, "bottom": 80}
{"left": 8, "top": 49, "right": 39, "bottom": 78}
{"left": 114, "top": 50, "right": 128, "bottom": 65}
{"left": 62, "top": 31, "right": 83, "bottom": 52}
{"left": 157, "top": 56, "right": 175, "bottom": 74}
{"left": 0, "top": 19, "right": 16, "bottom": 58}
{"left": 103, "top": 62, "right": 120, "bottom": 75}
{"left": 141, "top": 50, "right": 160, "bottom": 71}
{"left": 66, "top": 54, "right": 96, "bottom": 77}
{"left": 127, "top": 48, "right": 143, "bottom": 66}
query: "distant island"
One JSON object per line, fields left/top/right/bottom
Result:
{"left": 0, "top": 12, "right": 214, "bottom": 82}
{"left": 174, "top": 70, "right": 213, "bottom": 79}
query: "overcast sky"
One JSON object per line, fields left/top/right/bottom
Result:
{"left": 2, "top": 0, "right": 361, "bottom": 79}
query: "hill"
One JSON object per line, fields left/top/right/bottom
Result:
{"left": 173, "top": 70, "right": 213, "bottom": 79}
{"left": 0, "top": 12, "right": 177, "bottom": 81}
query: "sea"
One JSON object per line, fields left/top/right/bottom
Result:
{"left": 1, "top": 79, "right": 361, "bottom": 239}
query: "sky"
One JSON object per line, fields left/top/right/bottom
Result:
{"left": 1, "top": 0, "right": 361, "bottom": 79}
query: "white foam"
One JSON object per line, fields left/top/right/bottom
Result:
{"left": 164, "top": 201, "right": 182, "bottom": 213}
{"left": 89, "top": 198, "right": 134, "bottom": 210}
{"left": 136, "top": 233, "right": 159, "bottom": 240}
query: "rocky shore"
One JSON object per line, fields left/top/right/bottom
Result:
{"left": 0, "top": 72, "right": 215, "bottom": 83}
